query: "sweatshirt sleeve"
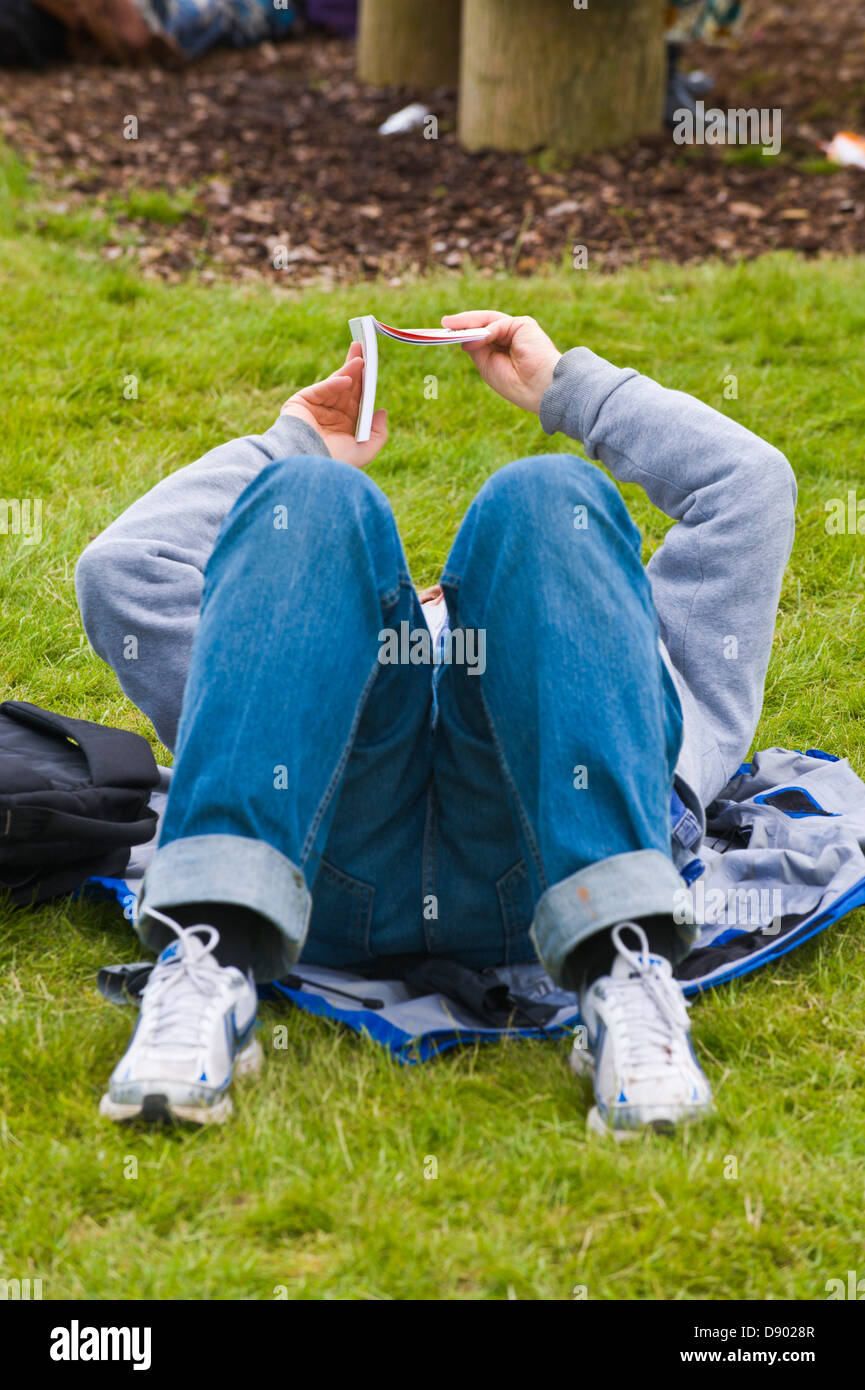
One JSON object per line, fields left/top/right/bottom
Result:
{"left": 75, "top": 413, "right": 330, "bottom": 751}
{"left": 540, "top": 347, "right": 797, "bottom": 801}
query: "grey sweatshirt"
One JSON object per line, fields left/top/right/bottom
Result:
{"left": 75, "top": 347, "right": 797, "bottom": 832}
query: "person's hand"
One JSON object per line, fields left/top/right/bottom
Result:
{"left": 441, "top": 310, "right": 562, "bottom": 414}
{"left": 281, "top": 342, "right": 387, "bottom": 467}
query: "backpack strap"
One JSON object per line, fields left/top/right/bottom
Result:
{"left": 0, "top": 804, "right": 158, "bottom": 853}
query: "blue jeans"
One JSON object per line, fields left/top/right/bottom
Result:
{"left": 136, "top": 454, "right": 687, "bottom": 984}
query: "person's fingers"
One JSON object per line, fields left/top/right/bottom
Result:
{"left": 369, "top": 407, "right": 388, "bottom": 439}
{"left": 460, "top": 341, "right": 493, "bottom": 363}
{"left": 462, "top": 316, "right": 512, "bottom": 352}
{"left": 353, "top": 409, "right": 388, "bottom": 467}
{"left": 365, "top": 408, "right": 388, "bottom": 449}
{"left": 313, "top": 358, "right": 362, "bottom": 392}
{"left": 483, "top": 316, "right": 517, "bottom": 343}
{"left": 340, "top": 359, "right": 364, "bottom": 411}
{"left": 460, "top": 315, "right": 514, "bottom": 365}
{"left": 321, "top": 375, "right": 355, "bottom": 395}
{"left": 343, "top": 341, "right": 364, "bottom": 365}
{"left": 284, "top": 357, "right": 361, "bottom": 409}
{"left": 329, "top": 356, "right": 363, "bottom": 382}
{"left": 301, "top": 374, "right": 354, "bottom": 404}
{"left": 328, "top": 358, "right": 363, "bottom": 395}
{"left": 442, "top": 309, "right": 508, "bottom": 330}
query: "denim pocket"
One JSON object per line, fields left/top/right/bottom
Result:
{"left": 496, "top": 858, "right": 535, "bottom": 963}
{"left": 306, "top": 858, "right": 375, "bottom": 964}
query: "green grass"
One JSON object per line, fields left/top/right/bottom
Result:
{"left": 2, "top": 145, "right": 865, "bottom": 1301}
{"left": 721, "top": 145, "right": 789, "bottom": 168}
{"left": 115, "top": 187, "right": 203, "bottom": 226}
{"left": 796, "top": 157, "right": 841, "bottom": 177}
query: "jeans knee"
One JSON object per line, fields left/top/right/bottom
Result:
{"left": 257, "top": 453, "right": 383, "bottom": 505}
{"left": 212, "top": 455, "right": 402, "bottom": 598}
{"left": 229, "top": 454, "right": 392, "bottom": 536}
{"left": 474, "top": 453, "right": 627, "bottom": 534}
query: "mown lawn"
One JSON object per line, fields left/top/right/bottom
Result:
{"left": 1, "top": 145, "right": 864, "bottom": 1301}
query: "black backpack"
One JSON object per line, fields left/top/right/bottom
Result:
{"left": 0, "top": 700, "right": 160, "bottom": 907}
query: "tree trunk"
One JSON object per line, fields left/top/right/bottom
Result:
{"left": 357, "top": 0, "right": 461, "bottom": 87}
{"left": 459, "top": 0, "right": 665, "bottom": 154}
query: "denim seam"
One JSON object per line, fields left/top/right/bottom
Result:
{"left": 477, "top": 680, "right": 548, "bottom": 894}
{"left": 496, "top": 859, "right": 532, "bottom": 963}
{"left": 318, "top": 860, "right": 374, "bottom": 896}
{"left": 299, "top": 570, "right": 414, "bottom": 877}
{"left": 421, "top": 783, "right": 438, "bottom": 953}
{"left": 440, "top": 572, "right": 545, "bottom": 889}
{"left": 316, "top": 859, "right": 374, "bottom": 955}
{"left": 300, "top": 654, "right": 382, "bottom": 869}
{"left": 379, "top": 573, "right": 413, "bottom": 610}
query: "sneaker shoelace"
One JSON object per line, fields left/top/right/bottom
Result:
{"left": 605, "top": 922, "right": 692, "bottom": 1076}
{"left": 138, "top": 906, "right": 224, "bottom": 1054}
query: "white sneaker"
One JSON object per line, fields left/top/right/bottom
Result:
{"left": 570, "top": 921, "right": 712, "bottom": 1140}
{"left": 100, "top": 907, "right": 261, "bottom": 1125}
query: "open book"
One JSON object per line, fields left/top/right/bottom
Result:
{"left": 349, "top": 316, "right": 489, "bottom": 441}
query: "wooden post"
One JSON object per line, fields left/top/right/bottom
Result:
{"left": 459, "top": 0, "right": 666, "bottom": 154}
{"left": 357, "top": 0, "right": 462, "bottom": 88}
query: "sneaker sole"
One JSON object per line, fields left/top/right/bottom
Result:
{"left": 99, "top": 1035, "right": 263, "bottom": 1126}
{"left": 570, "top": 1040, "right": 712, "bottom": 1138}
{"left": 586, "top": 1101, "right": 711, "bottom": 1142}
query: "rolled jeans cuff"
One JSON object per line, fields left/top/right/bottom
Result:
{"left": 135, "top": 833, "right": 311, "bottom": 981}
{"left": 529, "top": 849, "right": 694, "bottom": 987}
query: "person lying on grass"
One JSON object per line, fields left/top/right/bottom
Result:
{"left": 76, "top": 310, "right": 796, "bottom": 1138}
